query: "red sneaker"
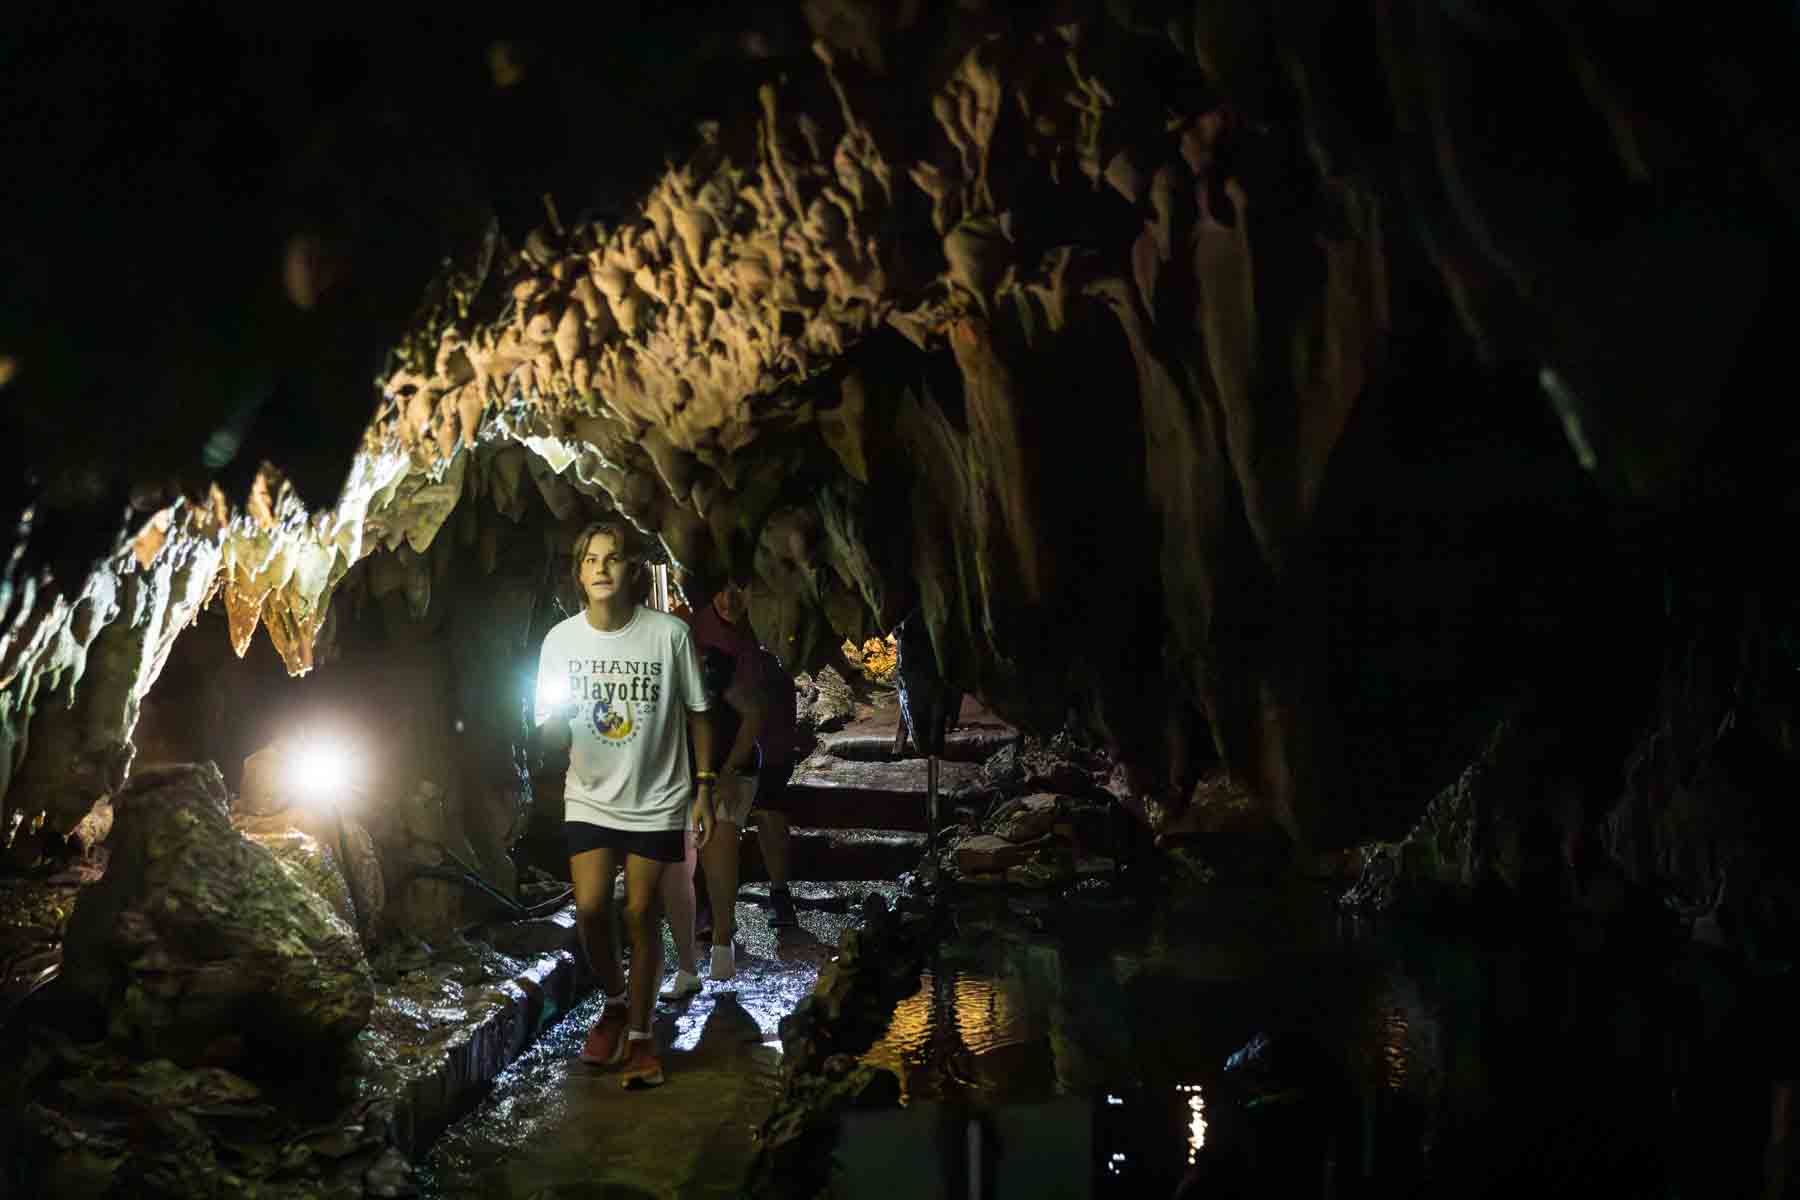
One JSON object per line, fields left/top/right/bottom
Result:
{"left": 579, "top": 1005, "right": 628, "bottom": 1067}
{"left": 619, "top": 1037, "right": 665, "bottom": 1089}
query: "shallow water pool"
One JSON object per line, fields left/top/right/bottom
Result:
{"left": 841, "top": 884, "right": 1757, "bottom": 1198}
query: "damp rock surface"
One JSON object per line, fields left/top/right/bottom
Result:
{"left": 7, "top": 902, "right": 589, "bottom": 1198}
{"left": 241, "top": 826, "right": 362, "bottom": 935}
{"left": 58, "top": 762, "right": 373, "bottom": 1065}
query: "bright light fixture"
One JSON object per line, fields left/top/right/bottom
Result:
{"left": 285, "top": 737, "right": 356, "bottom": 805}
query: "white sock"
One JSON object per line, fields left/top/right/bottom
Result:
{"left": 627, "top": 1029, "right": 653, "bottom": 1042}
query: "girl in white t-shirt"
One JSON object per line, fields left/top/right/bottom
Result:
{"left": 533, "top": 519, "right": 717, "bottom": 1088}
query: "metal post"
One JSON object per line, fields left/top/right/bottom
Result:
{"left": 967, "top": 1117, "right": 983, "bottom": 1200}
{"left": 926, "top": 754, "right": 940, "bottom": 881}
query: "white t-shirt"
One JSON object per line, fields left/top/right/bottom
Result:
{"left": 534, "top": 607, "right": 710, "bottom": 831}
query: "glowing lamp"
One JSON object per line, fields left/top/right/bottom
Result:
{"left": 285, "top": 737, "right": 357, "bottom": 805}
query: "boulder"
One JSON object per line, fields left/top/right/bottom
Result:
{"left": 982, "top": 738, "right": 1093, "bottom": 796}
{"left": 236, "top": 812, "right": 386, "bottom": 943}
{"left": 242, "top": 828, "right": 360, "bottom": 933}
{"left": 1018, "top": 736, "right": 1101, "bottom": 795}
{"left": 980, "top": 743, "right": 1022, "bottom": 789}
{"left": 797, "top": 667, "right": 857, "bottom": 734}
{"left": 59, "top": 763, "right": 373, "bottom": 1068}
{"left": 6, "top": 1028, "right": 410, "bottom": 1200}
{"left": 1023, "top": 758, "right": 1089, "bottom": 797}
{"left": 387, "top": 779, "right": 475, "bottom": 938}
{"left": 68, "top": 797, "right": 114, "bottom": 855}
{"left": 236, "top": 744, "right": 290, "bottom": 817}
{"left": 956, "top": 833, "right": 1050, "bottom": 874}
{"left": 989, "top": 793, "right": 1060, "bottom": 843}
{"left": 1175, "top": 770, "right": 1281, "bottom": 837}
{"left": 337, "top": 815, "right": 387, "bottom": 938}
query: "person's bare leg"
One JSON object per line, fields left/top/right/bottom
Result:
{"left": 693, "top": 857, "right": 714, "bottom": 941}
{"left": 757, "top": 810, "right": 793, "bottom": 891}
{"left": 621, "top": 854, "right": 668, "bottom": 1035}
{"left": 659, "top": 829, "right": 699, "bottom": 975}
{"left": 570, "top": 848, "right": 623, "bottom": 996}
{"left": 701, "top": 820, "right": 742, "bottom": 948}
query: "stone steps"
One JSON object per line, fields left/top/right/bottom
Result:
{"left": 815, "top": 726, "right": 1018, "bottom": 764}
{"left": 782, "top": 755, "right": 987, "bottom": 832}
{"left": 736, "top": 825, "right": 924, "bottom": 882}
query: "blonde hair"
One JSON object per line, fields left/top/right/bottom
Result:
{"left": 569, "top": 519, "right": 647, "bottom": 604}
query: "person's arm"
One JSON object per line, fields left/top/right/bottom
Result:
{"left": 675, "top": 626, "right": 718, "bottom": 848}
{"left": 688, "top": 705, "right": 718, "bottom": 850}
{"left": 719, "top": 675, "right": 769, "bottom": 775}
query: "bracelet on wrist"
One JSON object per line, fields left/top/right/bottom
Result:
{"left": 695, "top": 770, "right": 718, "bottom": 781}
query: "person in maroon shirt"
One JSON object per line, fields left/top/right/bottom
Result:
{"left": 687, "top": 578, "right": 802, "bottom": 933}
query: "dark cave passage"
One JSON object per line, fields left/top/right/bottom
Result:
{"left": 7, "top": 1, "right": 1800, "bottom": 1196}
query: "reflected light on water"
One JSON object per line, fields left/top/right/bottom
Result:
{"left": 859, "top": 984, "right": 935, "bottom": 1098}
{"left": 1380, "top": 1007, "right": 1410, "bottom": 1087}
{"left": 858, "top": 969, "right": 1036, "bottom": 1102}
{"left": 875, "top": 986, "right": 933, "bottom": 1050}
{"left": 1177, "top": 1084, "right": 1207, "bottom": 1166}
{"left": 953, "top": 975, "right": 1024, "bottom": 1054}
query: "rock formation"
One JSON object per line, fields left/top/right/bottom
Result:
{"left": 3, "top": 1, "right": 1799, "bottom": 884}
{"left": 2, "top": 9, "right": 1800, "bottom": 1198}
{"left": 57, "top": 763, "right": 373, "bottom": 1067}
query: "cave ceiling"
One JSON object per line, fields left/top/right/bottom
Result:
{"left": 4, "top": 0, "right": 1798, "bottom": 850}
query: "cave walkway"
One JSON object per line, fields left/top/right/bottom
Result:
{"left": 420, "top": 884, "right": 896, "bottom": 1199}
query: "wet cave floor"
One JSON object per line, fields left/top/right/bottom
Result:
{"left": 418, "top": 883, "right": 889, "bottom": 1199}
{"left": 420, "top": 880, "right": 1770, "bottom": 1199}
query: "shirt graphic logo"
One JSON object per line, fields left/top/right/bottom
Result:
{"left": 568, "top": 655, "right": 661, "bottom": 752}
{"left": 590, "top": 697, "right": 636, "bottom": 744}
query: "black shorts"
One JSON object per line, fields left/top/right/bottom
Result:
{"left": 563, "top": 821, "right": 685, "bottom": 864}
{"left": 755, "top": 759, "right": 797, "bottom": 815}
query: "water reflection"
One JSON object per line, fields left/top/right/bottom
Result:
{"left": 862, "top": 965, "right": 1050, "bottom": 1103}
{"left": 838, "top": 888, "right": 1742, "bottom": 1197}
{"left": 955, "top": 974, "right": 1026, "bottom": 1054}
{"left": 1177, "top": 1084, "right": 1207, "bottom": 1166}
{"left": 845, "top": 894, "right": 1512, "bottom": 1195}
{"left": 1378, "top": 1005, "right": 1410, "bottom": 1087}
